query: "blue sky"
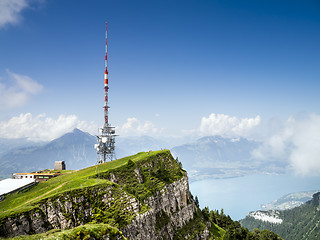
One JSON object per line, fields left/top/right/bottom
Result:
{"left": 0, "top": 0, "right": 320, "bottom": 143}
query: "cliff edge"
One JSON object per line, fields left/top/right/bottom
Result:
{"left": 0, "top": 150, "right": 221, "bottom": 239}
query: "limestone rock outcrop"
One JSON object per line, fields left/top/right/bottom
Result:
{"left": 0, "top": 151, "right": 210, "bottom": 239}
{"left": 122, "top": 175, "right": 197, "bottom": 239}
{"left": 0, "top": 175, "right": 206, "bottom": 239}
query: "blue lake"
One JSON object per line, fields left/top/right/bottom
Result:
{"left": 189, "top": 173, "right": 320, "bottom": 220}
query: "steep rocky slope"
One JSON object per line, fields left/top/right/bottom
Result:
{"left": 0, "top": 150, "right": 221, "bottom": 239}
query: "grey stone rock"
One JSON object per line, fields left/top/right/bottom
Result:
{"left": 0, "top": 170, "right": 210, "bottom": 239}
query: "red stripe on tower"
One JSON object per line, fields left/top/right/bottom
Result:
{"left": 104, "top": 21, "right": 109, "bottom": 126}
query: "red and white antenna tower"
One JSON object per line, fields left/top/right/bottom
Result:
{"left": 104, "top": 21, "right": 109, "bottom": 126}
{"left": 95, "top": 22, "right": 117, "bottom": 163}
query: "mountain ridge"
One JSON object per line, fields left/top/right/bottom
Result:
{"left": 171, "top": 135, "right": 286, "bottom": 180}
{"left": 0, "top": 128, "right": 97, "bottom": 178}
{"left": 261, "top": 190, "right": 320, "bottom": 211}
{"left": 0, "top": 129, "right": 287, "bottom": 180}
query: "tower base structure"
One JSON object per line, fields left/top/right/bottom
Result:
{"left": 95, "top": 124, "right": 116, "bottom": 164}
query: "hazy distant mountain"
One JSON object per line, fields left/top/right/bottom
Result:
{"left": 0, "top": 129, "right": 97, "bottom": 178}
{"left": 261, "top": 190, "right": 320, "bottom": 211}
{"left": 171, "top": 136, "right": 286, "bottom": 180}
{"left": 0, "top": 130, "right": 168, "bottom": 179}
{"left": 0, "top": 130, "right": 287, "bottom": 180}
{"left": 0, "top": 138, "right": 46, "bottom": 157}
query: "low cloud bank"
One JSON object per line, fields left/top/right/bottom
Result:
{"left": 117, "top": 117, "right": 160, "bottom": 136}
{"left": 2, "top": 111, "right": 319, "bottom": 176}
{"left": 0, "top": 113, "right": 97, "bottom": 141}
{"left": 252, "top": 114, "right": 320, "bottom": 176}
{"left": 199, "top": 113, "right": 261, "bottom": 139}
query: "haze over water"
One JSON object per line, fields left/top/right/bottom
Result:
{"left": 189, "top": 173, "right": 320, "bottom": 220}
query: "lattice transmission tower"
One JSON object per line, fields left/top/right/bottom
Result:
{"left": 94, "top": 22, "right": 117, "bottom": 164}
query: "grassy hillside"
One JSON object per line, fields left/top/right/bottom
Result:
{"left": 0, "top": 150, "right": 175, "bottom": 219}
{"left": 0, "top": 150, "right": 194, "bottom": 239}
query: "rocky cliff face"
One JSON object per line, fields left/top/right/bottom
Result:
{"left": 2, "top": 184, "right": 136, "bottom": 236}
{"left": 122, "top": 175, "right": 197, "bottom": 239}
{"left": 1, "top": 176, "right": 206, "bottom": 239}
{"left": 0, "top": 151, "right": 212, "bottom": 239}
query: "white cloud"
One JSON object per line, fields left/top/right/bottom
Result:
{"left": 117, "top": 117, "right": 159, "bottom": 136}
{"left": 11, "top": 71, "right": 42, "bottom": 94}
{"left": 0, "top": 0, "right": 28, "bottom": 27}
{"left": 289, "top": 114, "right": 320, "bottom": 175}
{"left": 0, "top": 70, "right": 43, "bottom": 109}
{"left": 0, "top": 113, "right": 97, "bottom": 141}
{"left": 252, "top": 114, "right": 320, "bottom": 176}
{"left": 199, "top": 113, "right": 261, "bottom": 138}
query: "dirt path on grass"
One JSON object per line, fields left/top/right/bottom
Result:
{"left": 2, "top": 181, "right": 70, "bottom": 215}
{"left": 24, "top": 181, "right": 70, "bottom": 205}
